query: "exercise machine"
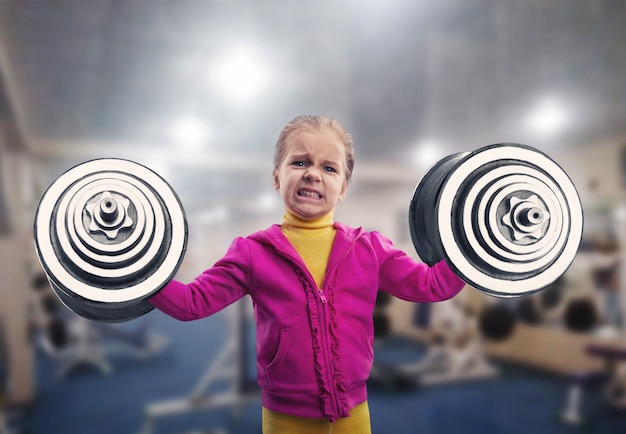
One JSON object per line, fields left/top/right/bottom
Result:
{"left": 559, "top": 206, "right": 626, "bottom": 426}
{"left": 39, "top": 313, "right": 169, "bottom": 379}
{"left": 370, "top": 294, "right": 515, "bottom": 390}
{"left": 31, "top": 273, "right": 169, "bottom": 379}
{"left": 396, "top": 300, "right": 501, "bottom": 386}
{"left": 140, "top": 299, "right": 259, "bottom": 434}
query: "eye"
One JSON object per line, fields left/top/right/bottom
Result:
{"left": 324, "top": 166, "right": 337, "bottom": 173}
{"left": 291, "top": 160, "right": 307, "bottom": 167}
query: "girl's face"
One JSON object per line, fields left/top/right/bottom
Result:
{"left": 273, "top": 129, "right": 348, "bottom": 220}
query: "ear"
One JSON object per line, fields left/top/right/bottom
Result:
{"left": 272, "top": 170, "right": 280, "bottom": 190}
{"left": 338, "top": 181, "right": 349, "bottom": 201}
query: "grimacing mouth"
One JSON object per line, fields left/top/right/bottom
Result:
{"left": 297, "top": 189, "right": 322, "bottom": 199}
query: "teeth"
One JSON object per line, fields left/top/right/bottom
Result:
{"left": 298, "top": 190, "right": 320, "bottom": 199}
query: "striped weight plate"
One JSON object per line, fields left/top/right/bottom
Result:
{"left": 409, "top": 152, "right": 468, "bottom": 266}
{"left": 33, "top": 159, "right": 188, "bottom": 322}
{"left": 436, "top": 143, "right": 583, "bottom": 297}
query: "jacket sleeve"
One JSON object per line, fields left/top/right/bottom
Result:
{"left": 369, "top": 231, "right": 466, "bottom": 302}
{"left": 149, "top": 237, "right": 251, "bottom": 321}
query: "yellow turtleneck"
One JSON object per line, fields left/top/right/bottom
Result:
{"left": 281, "top": 211, "right": 336, "bottom": 288}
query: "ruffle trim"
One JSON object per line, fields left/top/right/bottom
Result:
{"left": 326, "top": 270, "right": 351, "bottom": 417}
{"left": 296, "top": 268, "right": 350, "bottom": 422}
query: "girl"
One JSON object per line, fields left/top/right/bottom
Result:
{"left": 149, "top": 114, "right": 465, "bottom": 433}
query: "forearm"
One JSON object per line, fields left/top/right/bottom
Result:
{"left": 150, "top": 238, "right": 252, "bottom": 321}
{"left": 426, "top": 259, "right": 466, "bottom": 300}
{"left": 149, "top": 275, "right": 248, "bottom": 321}
{"left": 380, "top": 255, "right": 466, "bottom": 303}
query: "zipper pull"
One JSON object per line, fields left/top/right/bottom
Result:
{"left": 319, "top": 290, "right": 327, "bottom": 303}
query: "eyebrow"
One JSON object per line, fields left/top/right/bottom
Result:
{"left": 289, "top": 153, "right": 311, "bottom": 161}
{"left": 322, "top": 160, "right": 341, "bottom": 168}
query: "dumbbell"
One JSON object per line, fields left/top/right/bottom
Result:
{"left": 33, "top": 159, "right": 188, "bottom": 323}
{"left": 409, "top": 143, "right": 583, "bottom": 298}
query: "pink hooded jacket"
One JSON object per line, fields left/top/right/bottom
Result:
{"left": 150, "top": 222, "right": 465, "bottom": 421}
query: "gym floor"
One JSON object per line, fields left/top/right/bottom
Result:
{"left": 11, "top": 307, "right": 626, "bottom": 434}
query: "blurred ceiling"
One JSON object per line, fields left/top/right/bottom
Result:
{"left": 0, "top": 0, "right": 625, "bottom": 215}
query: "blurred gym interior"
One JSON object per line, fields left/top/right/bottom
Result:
{"left": 1, "top": 1, "right": 626, "bottom": 433}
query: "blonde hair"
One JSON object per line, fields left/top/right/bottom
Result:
{"left": 273, "top": 114, "right": 355, "bottom": 183}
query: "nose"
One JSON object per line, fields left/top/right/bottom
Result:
{"left": 304, "top": 166, "right": 322, "bottom": 182}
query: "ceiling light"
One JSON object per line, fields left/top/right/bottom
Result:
{"left": 524, "top": 97, "right": 568, "bottom": 137}
{"left": 168, "top": 116, "right": 209, "bottom": 148}
{"left": 413, "top": 140, "right": 443, "bottom": 169}
{"left": 210, "top": 45, "right": 272, "bottom": 103}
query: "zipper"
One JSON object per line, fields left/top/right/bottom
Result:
{"left": 294, "top": 258, "right": 329, "bottom": 304}
{"left": 274, "top": 240, "right": 329, "bottom": 303}
{"left": 317, "top": 284, "right": 340, "bottom": 420}
{"left": 317, "top": 242, "right": 353, "bottom": 304}
{"left": 295, "top": 265, "right": 327, "bottom": 304}
{"left": 318, "top": 289, "right": 327, "bottom": 303}
{"left": 296, "top": 264, "right": 337, "bottom": 416}
{"left": 318, "top": 242, "right": 355, "bottom": 419}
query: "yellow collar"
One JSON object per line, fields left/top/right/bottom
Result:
{"left": 282, "top": 210, "right": 334, "bottom": 229}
